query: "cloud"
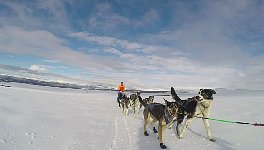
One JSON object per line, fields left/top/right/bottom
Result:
{"left": 68, "top": 32, "right": 144, "bottom": 52}
{"left": 0, "top": 0, "right": 264, "bottom": 90}
{"left": 87, "top": 1, "right": 161, "bottom": 34}
{"left": 42, "top": 59, "right": 60, "bottom": 64}
{"left": 0, "top": 1, "right": 71, "bottom": 33}
{"left": 29, "top": 64, "right": 50, "bottom": 72}
{"left": 0, "top": 26, "right": 125, "bottom": 71}
{"left": 66, "top": 29, "right": 264, "bottom": 90}
{"left": 135, "top": 8, "right": 160, "bottom": 27}
{"left": 88, "top": 2, "right": 130, "bottom": 32}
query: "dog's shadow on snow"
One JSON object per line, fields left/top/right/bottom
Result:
{"left": 135, "top": 113, "right": 236, "bottom": 150}
{"left": 137, "top": 124, "right": 166, "bottom": 150}
{"left": 186, "top": 128, "right": 236, "bottom": 150}
{"left": 134, "top": 111, "right": 165, "bottom": 150}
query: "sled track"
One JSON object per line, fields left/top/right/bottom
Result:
{"left": 123, "top": 117, "right": 134, "bottom": 150}
{"left": 110, "top": 117, "right": 118, "bottom": 150}
{"left": 110, "top": 109, "right": 136, "bottom": 150}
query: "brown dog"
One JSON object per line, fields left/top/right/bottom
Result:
{"left": 139, "top": 96, "right": 178, "bottom": 149}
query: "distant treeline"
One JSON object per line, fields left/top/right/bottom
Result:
{"left": 0, "top": 74, "right": 85, "bottom": 89}
{"left": 0, "top": 75, "right": 192, "bottom": 94}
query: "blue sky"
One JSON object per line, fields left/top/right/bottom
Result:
{"left": 0, "top": 0, "right": 264, "bottom": 90}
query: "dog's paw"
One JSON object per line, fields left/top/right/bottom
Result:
{"left": 160, "top": 143, "right": 167, "bottom": 149}
{"left": 168, "top": 124, "right": 173, "bottom": 129}
{"left": 178, "top": 134, "right": 183, "bottom": 139}
{"left": 144, "top": 131, "right": 149, "bottom": 136}
{"left": 153, "top": 127, "right": 158, "bottom": 133}
{"left": 210, "top": 138, "right": 216, "bottom": 142}
{"left": 176, "top": 129, "right": 179, "bottom": 135}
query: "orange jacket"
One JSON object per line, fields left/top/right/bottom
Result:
{"left": 118, "top": 84, "right": 125, "bottom": 92}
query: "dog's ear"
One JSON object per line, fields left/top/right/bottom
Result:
{"left": 171, "top": 87, "right": 175, "bottom": 95}
{"left": 171, "top": 87, "right": 176, "bottom": 99}
{"left": 171, "top": 87, "right": 182, "bottom": 101}
{"left": 211, "top": 89, "right": 216, "bottom": 94}
{"left": 199, "top": 89, "right": 203, "bottom": 94}
{"left": 163, "top": 98, "right": 168, "bottom": 105}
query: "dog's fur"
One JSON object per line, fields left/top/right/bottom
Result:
{"left": 171, "top": 87, "right": 216, "bottom": 142}
{"left": 139, "top": 95, "right": 154, "bottom": 110}
{"left": 139, "top": 96, "right": 178, "bottom": 149}
{"left": 129, "top": 91, "right": 141, "bottom": 114}
{"left": 119, "top": 92, "right": 130, "bottom": 116}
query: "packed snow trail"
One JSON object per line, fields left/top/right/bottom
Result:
{"left": 0, "top": 83, "right": 264, "bottom": 150}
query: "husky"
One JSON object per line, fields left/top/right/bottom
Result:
{"left": 171, "top": 87, "right": 216, "bottom": 142}
{"left": 119, "top": 93, "right": 130, "bottom": 116}
{"left": 139, "top": 95, "right": 154, "bottom": 110}
{"left": 129, "top": 91, "right": 141, "bottom": 114}
{"left": 139, "top": 96, "right": 178, "bottom": 149}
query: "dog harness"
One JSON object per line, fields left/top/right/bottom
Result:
{"left": 147, "top": 103, "right": 175, "bottom": 124}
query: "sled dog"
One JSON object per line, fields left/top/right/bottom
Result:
{"left": 129, "top": 91, "right": 141, "bottom": 114}
{"left": 139, "top": 96, "right": 178, "bottom": 149}
{"left": 171, "top": 87, "right": 216, "bottom": 142}
{"left": 119, "top": 93, "right": 130, "bottom": 116}
{"left": 139, "top": 95, "right": 154, "bottom": 109}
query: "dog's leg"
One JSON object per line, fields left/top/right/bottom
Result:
{"left": 137, "top": 102, "right": 141, "bottom": 114}
{"left": 122, "top": 107, "right": 125, "bottom": 114}
{"left": 178, "top": 118, "right": 193, "bottom": 139}
{"left": 144, "top": 111, "right": 150, "bottom": 136}
{"left": 167, "top": 121, "right": 174, "bottom": 129}
{"left": 125, "top": 102, "right": 129, "bottom": 116}
{"left": 203, "top": 118, "right": 215, "bottom": 142}
{"left": 158, "top": 121, "right": 167, "bottom": 149}
{"left": 122, "top": 103, "right": 125, "bottom": 115}
{"left": 176, "top": 121, "right": 180, "bottom": 136}
{"left": 133, "top": 100, "right": 136, "bottom": 114}
{"left": 151, "top": 117, "right": 158, "bottom": 133}
{"left": 125, "top": 108, "right": 128, "bottom": 116}
{"left": 118, "top": 99, "right": 121, "bottom": 108}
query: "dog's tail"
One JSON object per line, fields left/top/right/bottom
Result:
{"left": 138, "top": 96, "right": 147, "bottom": 108}
{"left": 171, "top": 87, "right": 182, "bottom": 102}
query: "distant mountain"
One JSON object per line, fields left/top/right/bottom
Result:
{"left": 3, "top": 64, "right": 253, "bottom": 93}
{"left": 0, "top": 63, "right": 94, "bottom": 85}
{"left": 0, "top": 74, "right": 111, "bottom": 90}
{"left": 0, "top": 63, "right": 115, "bottom": 90}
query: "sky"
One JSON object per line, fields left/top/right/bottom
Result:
{"left": 0, "top": 0, "right": 264, "bottom": 90}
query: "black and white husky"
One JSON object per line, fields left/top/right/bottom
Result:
{"left": 119, "top": 92, "right": 130, "bottom": 116}
{"left": 171, "top": 87, "right": 216, "bottom": 142}
{"left": 129, "top": 91, "right": 141, "bottom": 114}
{"left": 139, "top": 95, "right": 154, "bottom": 110}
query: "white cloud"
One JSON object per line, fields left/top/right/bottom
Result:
{"left": 135, "top": 8, "right": 160, "bottom": 27}
{"left": 29, "top": 65, "right": 49, "bottom": 72}
{"left": 42, "top": 59, "right": 60, "bottom": 63}
{"left": 87, "top": 2, "right": 161, "bottom": 33}
{"left": 1, "top": 0, "right": 264, "bottom": 90}
{"left": 68, "top": 32, "right": 144, "bottom": 52}
{"left": 0, "top": 26, "right": 126, "bottom": 71}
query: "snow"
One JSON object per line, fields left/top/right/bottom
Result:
{"left": 0, "top": 82, "right": 264, "bottom": 150}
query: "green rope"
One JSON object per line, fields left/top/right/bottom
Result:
{"left": 207, "top": 118, "right": 237, "bottom": 123}
{"left": 177, "top": 112, "right": 264, "bottom": 126}
{"left": 196, "top": 117, "right": 263, "bottom": 126}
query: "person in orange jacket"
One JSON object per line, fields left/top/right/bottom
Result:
{"left": 117, "top": 82, "right": 126, "bottom": 107}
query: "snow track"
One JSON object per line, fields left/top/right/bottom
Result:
{"left": 123, "top": 117, "right": 133, "bottom": 150}
{"left": 1, "top": 84, "right": 264, "bottom": 150}
{"left": 109, "top": 109, "right": 136, "bottom": 150}
{"left": 109, "top": 118, "right": 118, "bottom": 150}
